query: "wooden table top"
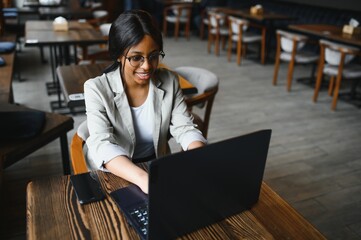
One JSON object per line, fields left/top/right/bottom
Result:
{"left": 23, "top": 0, "right": 65, "bottom": 8}
{"left": 57, "top": 62, "right": 198, "bottom": 107}
{"left": 37, "top": 0, "right": 92, "bottom": 19}
{"left": 288, "top": 24, "right": 361, "bottom": 48}
{"left": 24, "top": 20, "right": 106, "bottom": 46}
{"left": 26, "top": 171, "right": 325, "bottom": 239}
{"left": 214, "top": 7, "right": 293, "bottom": 22}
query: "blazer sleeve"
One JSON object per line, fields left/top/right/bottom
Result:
{"left": 84, "top": 76, "right": 130, "bottom": 169}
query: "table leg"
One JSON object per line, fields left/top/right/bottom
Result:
{"left": 46, "top": 46, "right": 59, "bottom": 95}
{"left": 60, "top": 134, "right": 71, "bottom": 175}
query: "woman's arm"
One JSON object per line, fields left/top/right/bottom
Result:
{"left": 105, "top": 155, "right": 149, "bottom": 194}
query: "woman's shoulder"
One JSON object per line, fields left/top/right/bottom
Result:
{"left": 84, "top": 73, "right": 107, "bottom": 88}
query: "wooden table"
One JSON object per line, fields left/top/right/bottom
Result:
{"left": 24, "top": 20, "right": 107, "bottom": 112}
{"left": 215, "top": 7, "right": 294, "bottom": 62}
{"left": 288, "top": 24, "right": 361, "bottom": 48}
{"left": 0, "top": 103, "right": 73, "bottom": 190}
{"left": 23, "top": 0, "right": 65, "bottom": 8}
{"left": 37, "top": 0, "right": 92, "bottom": 20}
{"left": 26, "top": 171, "right": 325, "bottom": 239}
{"left": 214, "top": 7, "right": 293, "bottom": 23}
{"left": 57, "top": 62, "right": 198, "bottom": 108}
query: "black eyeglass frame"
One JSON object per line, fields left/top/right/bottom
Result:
{"left": 124, "top": 51, "right": 165, "bottom": 67}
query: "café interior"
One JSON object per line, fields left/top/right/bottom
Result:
{"left": 1, "top": 0, "right": 361, "bottom": 239}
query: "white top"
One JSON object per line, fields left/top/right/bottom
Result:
{"left": 131, "top": 82, "right": 155, "bottom": 159}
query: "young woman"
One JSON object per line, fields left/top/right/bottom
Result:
{"left": 84, "top": 10, "right": 206, "bottom": 194}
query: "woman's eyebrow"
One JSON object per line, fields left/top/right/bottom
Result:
{"left": 128, "top": 49, "right": 158, "bottom": 55}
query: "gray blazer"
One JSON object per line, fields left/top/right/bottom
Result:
{"left": 84, "top": 67, "right": 206, "bottom": 168}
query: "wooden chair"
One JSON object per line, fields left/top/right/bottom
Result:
{"left": 227, "top": 15, "right": 266, "bottom": 65}
{"left": 313, "top": 39, "right": 361, "bottom": 110}
{"left": 163, "top": 3, "right": 192, "bottom": 40}
{"left": 88, "top": 9, "right": 109, "bottom": 28}
{"left": 70, "top": 120, "right": 89, "bottom": 174}
{"left": 207, "top": 11, "right": 228, "bottom": 56}
{"left": 77, "top": 23, "right": 111, "bottom": 64}
{"left": 174, "top": 66, "right": 219, "bottom": 138}
{"left": 273, "top": 29, "right": 319, "bottom": 91}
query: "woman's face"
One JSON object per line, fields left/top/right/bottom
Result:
{"left": 120, "top": 35, "right": 160, "bottom": 87}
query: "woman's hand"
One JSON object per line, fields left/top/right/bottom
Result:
{"left": 137, "top": 173, "right": 149, "bottom": 194}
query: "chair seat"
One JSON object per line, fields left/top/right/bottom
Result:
{"left": 210, "top": 27, "right": 229, "bottom": 36}
{"left": 280, "top": 51, "right": 319, "bottom": 63}
{"left": 324, "top": 64, "right": 361, "bottom": 78}
{"left": 231, "top": 32, "right": 262, "bottom": 43}
{"left": 165, "top": 16, "right": 189, "bottom": 23}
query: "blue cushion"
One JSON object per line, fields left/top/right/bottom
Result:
{"left": 2, "top": 8, "right": 18, "bottom": 12}
{"left": 0, "top": 42, "right": 16, "bottom": 53}
{"left": 0, "top": 111, "right": 46, "bottom": 139}
{"left": 3, "top": 8, "right": 18, "bottom": 17}
{"left": 0, "top": 57, "right": 5, "bottom": 67}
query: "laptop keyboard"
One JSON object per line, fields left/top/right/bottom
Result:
{"left": 130, "top": 204, "right": 148, "bottom": 237}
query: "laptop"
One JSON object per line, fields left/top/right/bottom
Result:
{"left": 110, "top": 129, "right": 272, "bottom": 240}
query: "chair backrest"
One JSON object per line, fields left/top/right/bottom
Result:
{"left": 89, "top": 9, "right": 109, "bottom": 27}
{"left": 99, "top": 23, "right": 111, "bottom": 37}
{"left": 228, "top": 16, "right": 248, "bottom": 34}
{"left": 277, "top": 29, "right": 308, "bottom": 53}
{"left": 208, "top": 11, "right": 226, "bottom": 29}
{"left": 320, "top": 39, "right": 358, "bottom": 66}
{"left": 172, "top": 4, "right": 192, "bottom": 19}
{"left": 174, "top": 66, "right": 219, "bottom": 138}
{"left": 70, "top": 120, "right": 90, "bottom": 174}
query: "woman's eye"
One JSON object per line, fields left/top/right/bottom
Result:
{"left": 131, "top": 56, "right": 143, "bottom": 62}
{"left": 149, "top": 54, "right": 158, "bottom": 61}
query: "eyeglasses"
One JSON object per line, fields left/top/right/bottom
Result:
{"left": 124, "top": 51, "right": 165, "bottom": 67}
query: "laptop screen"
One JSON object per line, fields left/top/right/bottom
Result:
{"left": 147, "top": 129, "right": 271, "bottom": 239}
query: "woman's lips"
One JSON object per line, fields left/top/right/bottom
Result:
{"left": 136, "top": 72, "right": 151, "bottom": 80}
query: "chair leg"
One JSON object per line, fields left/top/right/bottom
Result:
{"left": 286, "top": 59, "right": 295, "bottom": 91}
{"left": 227, "top": 38, "right": 232, "bottom": 62}
{"left": 313, "top": 62, "right": 325, "bottom": 103}
{"left": 273, "top": 37, "right": 281, "bottom": 86}
{"left": 237, "top": 39, "right": 242, "bottom": 65}
{"left": 260, "top": 28, "right": 266, "bottom": 64}
{"left": 174, "top": 21, "right": 179, "bottom": 40}
{"left": 272, "top": 50, "right": 281, "bottom": 86}
{"left": 331, "top": 73, "right": 343, "bottom": 110}
{"left": 331, "top": 53, "right": 346, "bottom": 110}
{"left": 287, "top": 42, "right": 297, "bottom": 92}
{"left": 328, "top": 76, "right": 335, "bottom": 96}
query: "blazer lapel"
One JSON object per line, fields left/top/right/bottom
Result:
{"left": 152, "top": 78, "right": 165, "bottom": 152}
{"left": 108, "top": 69, "right": 136, "bottom": 147}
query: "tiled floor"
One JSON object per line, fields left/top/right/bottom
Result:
{"left": 1, "top": 35, "right": 361, "bottom": 239}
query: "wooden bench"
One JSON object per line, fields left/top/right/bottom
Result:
{"left": 0, "top": 34, "right": 16, "bottom": 103}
